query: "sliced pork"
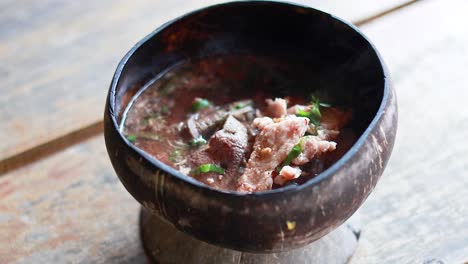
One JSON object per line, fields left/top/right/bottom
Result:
{"left": 292, "top": 136, "right": 337, "bottom": 166}
{"left": 264, "top": 98, "right": 287, "bottom": 118}
{"left": 237, "top": 116, "right": 309, "bottom": 192}
{"left": 252, "top": 116, "right": 274, "bottom": 130}
{"left": 274, "top": 165, "right": 302, "bottom": 185}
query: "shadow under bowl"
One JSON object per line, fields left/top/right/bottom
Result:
{"left": 104, "top": 1, "right": 397, "bottom": 253}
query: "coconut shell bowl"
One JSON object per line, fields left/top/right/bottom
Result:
{"left": 104, "top": 1, "right": 397, "bottom": 263}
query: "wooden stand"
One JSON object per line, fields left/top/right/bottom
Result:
{"left": 140, "top": 208, "right": 361, "bottom": 264}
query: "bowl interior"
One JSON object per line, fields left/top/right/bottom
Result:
{"left": 112, "top": 1, "right": 384, "bottom": 145}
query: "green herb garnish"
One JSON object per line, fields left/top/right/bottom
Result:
{"left": 283, "top": 143, "right": 303, "bottom": 167}
{"left": 312, "top": 95, "right": 332, "bottom": 108}
{"left": 169, "top": 149, "right": 182, "bottom": 162}
{"left": 161, "top": 105, "right": 170, "bottom": 114}
{"left": 296, "top": 106, "right": 321, "bottom": 126}
{"left": 141, "top": 113, "right": 162, "bottom": 126}
{"left": 192, "top": 98, "right": 212, "bottom": 112}
{"left": 127, "top": 131, "right": 161, "bottom": 141}
{"left": 190, "top": 136, "right": 207, "bottom": 147}
{"left": 309, "top": 104, "right": 322, "bottom": 126}
{"left": 191, "top": 164, "right": 225, "bottom": 175}
{"left": 296, "top": 108, "right": 311, "bottom": 118}
{"left": 234, "top": 102, "right": 247, "bottom": 109}
{"left": 126, "top": 135, "right": 137, "bottom": 143}
{"left": 295, "top": 95, "right": 329, "bottom": 126}
{"left": 277, "top": 140, "right": 303, "bottom": 172}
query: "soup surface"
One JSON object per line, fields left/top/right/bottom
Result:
{"left": 122, "top": 55, "right": 356, "bottom": 192}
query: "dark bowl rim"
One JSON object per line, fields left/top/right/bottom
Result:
{"left": 107, "top": 0, "right": 390, "bottom": 198}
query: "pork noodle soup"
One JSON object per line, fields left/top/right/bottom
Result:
{"left": 121, "top": 55, "right": 356, "bottom": 193}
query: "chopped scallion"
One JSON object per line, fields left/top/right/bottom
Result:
{"left": 190, "top": 136, "right": 207, "bottom": 147}
{"left": 283, "top": 143, "right": 302, "bottom": 167}
{"left": 296, "top": 108, "right": 310, "bottom": 118}
{"left": 309, "top": 105, "right": 321, "bottom": 126}
{"left": 192, "top": 98, "right": 212, "bottom": 111}
{"left": 126, "top": 135, "right": 137, "bottom": 143}
{"left": 311, "top": 95, "right": 320, "bottom": 105}
{"left": 295, "top": 95, "right": 327, "bottom": 126}
{"left": 234, "top": 102, "right": 247, "bottom": 109}
{"left": 161, "top": 105, "right": 170, "bottom": 114}
{"left": 277, "top": 140, "right": 303, "bottom": 172}
{"left": 296, "top": 106, "right": 321, "bottom": 126}
{"left": 191, "top": 164, "right": 225, "bottom": 175}
{"left": 169, "top": 149, "right": 181, "bottom": 162}
{"left": 312, "top": 94, "right": 332, "bottom": 108}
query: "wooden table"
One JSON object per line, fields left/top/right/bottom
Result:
{"left": 1, "top": 0, "right": 467, "bottom": 263}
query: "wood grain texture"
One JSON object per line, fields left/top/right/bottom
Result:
{"left": 0, "top": 0, "right": 415, "bottom": 162}
{"left": 0, "top": 136, "right": 145, "bottom": 263}
{"left": 351, "top": 0, "right": 468, "bottom": 263}
{"left": 0, "top": 121, "right": 102, "bottom": 175}
{"left": 3, "top": 0, "right": 468, "bottom": 263}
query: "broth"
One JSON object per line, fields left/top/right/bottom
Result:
{"left": 121, "top": 55, "right": 356, "bottom": 192}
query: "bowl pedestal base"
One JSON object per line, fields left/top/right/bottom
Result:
{"left": 140, "top": 208, "right": 361, "bottom": 264}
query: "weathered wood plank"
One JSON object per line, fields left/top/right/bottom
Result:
{"left": 351, "top": 0, "right": 468, "bottom": 263}
{"left": 5, "top": 0, "right": 468, "bottom": 263}
{"left": 0, "top": 136, "right": 145, "bottom": 263}
{"left": 0, "top": 0, "right": 416, "bottom": 162}
{"left": 0, "top": 122, "right": 102, "bottom": 175}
